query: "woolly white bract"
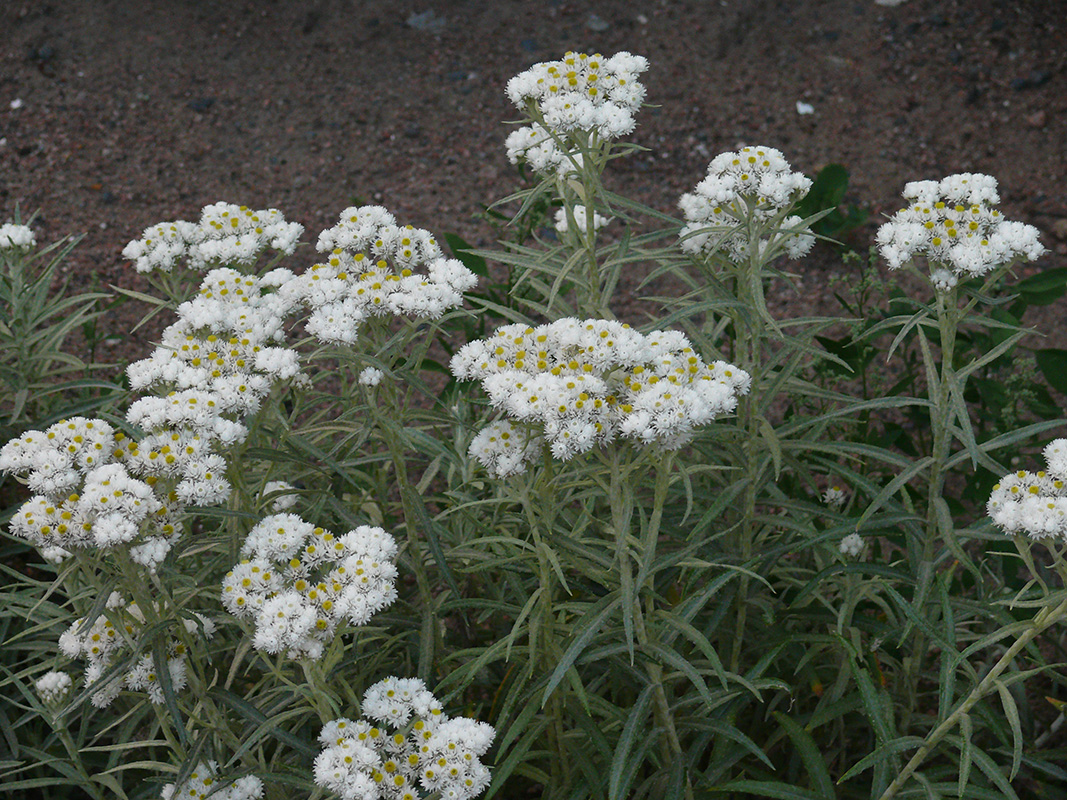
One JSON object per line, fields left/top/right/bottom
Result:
{"left": 261, "top": 480, "right": 298, "bottom": 511}
{"left": 505, "top": 50, "right": 648, "bottom": 175}
{"left": 839, "top": 532, "right": 865, "bottom": 558}
{"left": 313, "top": 677, "right": 494, "bottom": 800}
{"left": 34, "top": 670, "right": 72, "bottom": 705}
{"left": 452, "top": 319, "right": 750, "bottom": 475}
{"left": 823, "top": 485, "right": 848, "bottom": 508}
{"left": 222, "top": 514, "right": 399, "bottom": 659}
{"left": 160, "top": 761, "right": 264, "bottom": 800}
{"left": 554, "top": 204, "right": 611, "bottom": 235}
{"left": 0, "top": 222, "right": 35, "bottom": 250}
{"left": 987, "top": 439, "right": 1067, "bottom": 541}
{"left": 57, "top": 592, "right": 215, "bottom": 708}
{"left": 876, "top": 173, "right": 1045, "bottom": 279}
{"left": 678, "top": 145, "right": 814, "bottom": 263}
{"left": 122, "top": 202, "right": 303, "bottom": 274}
{"left": 284, "top": 205, "right": 477, "bottom": 344}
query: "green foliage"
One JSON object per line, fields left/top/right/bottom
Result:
{"left": 793, "top": 164, "right": 868, "bottom": 243}
{"left": 1, "top": 124, "right": 1065, "bottom": 800}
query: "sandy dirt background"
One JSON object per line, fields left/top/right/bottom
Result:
{"left": 2, "top": 0, "right": 1065, "bottom": 352}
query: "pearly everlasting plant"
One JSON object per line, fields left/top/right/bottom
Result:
{"left": 313, "top": 677, "right": 494, "bottom": 800}
{"left": 678, "top": 145, "right": 814, "bottom": 262}
{"left": 876, "top": 172, "right": 1045, "bottom": 280}
{"left": 452, "top": 319, "right": 750, "bottom": 474}
{"left": 987, "top": 439, "right": 1067, "bottom": 540}
{"left": 505, "top": 50, "right": 648, "bottom": 175}
{"left": 222, "top": 514, "right": 399, "bottom": 659}
{"left": 284, "top": 205, "right": 478, "bottom": 344}
{"left": 123, "top": 202, "right": 304, "bottom": 274}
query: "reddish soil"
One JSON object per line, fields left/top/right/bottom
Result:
{"left": 2, "top": 0, "right": 1065, "bottom": 350}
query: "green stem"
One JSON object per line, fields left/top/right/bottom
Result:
{"left": 609, "top": 448, "right": 691, "bottom": 798}
{"left": 905, "top": 285, "right": 960, "bottom": 723}
{"left": 729, "top": 238, "right": 765, "bottom": 674}
{"left": 880, "top": 595, "right": 1067, "bottom": 800}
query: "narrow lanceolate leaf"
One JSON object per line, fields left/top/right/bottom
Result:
{"left": 709, "top": 779, "right": 822, "bottom": 800}
{"left": 771, "top": 712, "right": 835, "bottom": 799}
{"left": 541, "top": 591, "right": 622, "bottom": 706}
{"left": 994, "top": 680, "right": 1023, "bottom": 781}
{"left": 838, "top": 736, "right": 924, "bottom": 782}
{"left": 958, "top": 713, "right": 973, "bottom": 799}
{"left": 151, "top": 637, "right": 187, "bottom": 748}
{"left": 856, "top": 456, "right": 935, "bottom": 528}
{"left": 609, "top": 683, "right": 655, "bottom": 800}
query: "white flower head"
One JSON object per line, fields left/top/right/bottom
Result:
{"left": 823, "top": 485, "right": 848, "bottom": 508}
{"left": 678, "top": 146, "right": 814, "bottom": 263}
{"left": 505, "top": 50, "right": 649, "bottom": 173}
{"left": 160, "top": 761, "right": 264, "bottom": 800}
{"left": 288, "top": 206, "right": 476, "bottom": 344}
{"left": 314, "top": 679, "right": 493, "bottom": 800}
{"left": 35, "top": 670, "right": 73, "bottom": 705}
{"left": 0, "top": 222, "right": 36, "bottom": 251}
{"left": 225, "top": 515, "right": 399, "bottom": 659}
{"left": 877, "top": 173, "right": 1045, "bottom": 278}
{"left": 988, "top": 440, "right": 1067, "bottom": 541}
{"left": 123, "top": 203, "right": 303, "bottom": 274}
{"left": 358, "top": 367, "right": 384, "bottom": 386}
{"left": 452, "top": 319, "right": 748, "bottom": 475}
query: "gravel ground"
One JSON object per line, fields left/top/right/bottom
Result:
{"left": 2, "top": 0, "right": 1066, "bottom": 354}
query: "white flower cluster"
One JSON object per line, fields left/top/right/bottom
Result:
{"left": 839, "top": 532, "right": 865, "bottom": 558}
{"left": 466, "top": 420, "right": 544, "bottom": 479}
{"left": 35, "top": 670, "right": 73, "bottom": 705}
{"left": 122, "top": 203, "right": 303, "bottom": 275}
{"left": 679, "top": 146, "right": 815, "bottom": 263}
{"left": 504, "top": 50, "right": 648, "bottom": 175}
{"left": 314, "top": 677, "right": 494, "bottom": 800}
{"left": 283, "top": 206, "right": 477, "bottom": 344}
{"left": 359, "top": 367, "right": 385, "bottom": 386}
{"left": 120, "top": 262, "right": 306, "bottom": 528}
{"left": 554, "top": 204, "right": 611, "bottom": 235}
{"left": 160, "top": 762, "right": 264, "bottom": 800}
{"left": 261, "top": 480, "right": 298, "bottom": 511}
{"left": 451, "top": 319, "right": 750, "bottom": 475}
{"left": 57, "top": 592, "right": 215, "bottom": 708}
{"left": 823, "top": 485, "right": 848, "bottom": 508}
{"left": 222, "top": 514, "right": 398, "bottom": 660}
{"left": 876, "top": 173, "right": 1045, "bottom": 278}
{"left": 987, "top": 439, "right": 1067, "bottom": 540}
{"left": 128, "top": 268, "right": 300, "bottom": 397}
{"left": 0, "top": 418, "right": 184, "bottom": 567}
{"left": 123, "top": 202, "right": 303, "bottom": 274}
{"left": 0, "top": 222, "right": 36, "bottom": 250}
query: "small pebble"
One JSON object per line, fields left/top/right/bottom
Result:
{"left": 586, "top": 13, "right": 610, "bottom": 32}
{"left": 406, "top": 10, "right": 446, "bottom": 33}
{"left": 1025, "top": 109, "right": 1047, "bottom": 128}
